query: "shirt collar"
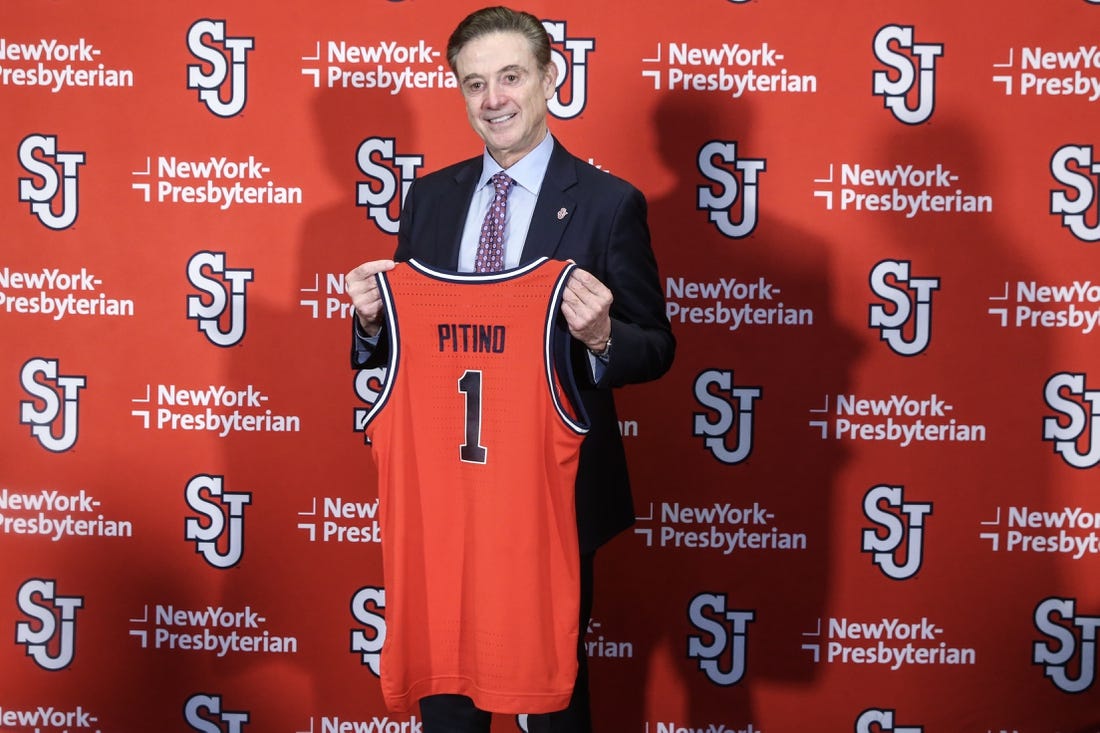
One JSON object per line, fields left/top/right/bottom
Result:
{"left": 478, "top": 131, "right": 554, "bottom": 195}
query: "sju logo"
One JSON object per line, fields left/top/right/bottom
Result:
{"left": 868, "top": 259, "right": 940, "bottom": 356}
{"left": 861, "top": 484, "right": 932, "bottom": 580}
{"left": 1034, "top": 597, "right": 1100, "bottom": 693}
{"left": 186, "top": 19, "right": 254, "bottom": 117}
{"left": 687, "top": 592, "right": 754, "bottom": 686}
{"left": 692, "top": 369, "right": 762, "bottom": 465}
{"left": 350, "top": 586, "right": 386, "bottom": 676}
{"left": 18, "top": 134, "right": 85, "bottom": 230}
{"left": 184, "top": 694, "right": 250, "bottom": 732}
{"left": 355, "top": 137, "right": 423, "bottom": 235}
{"left": 184, "top": 474, "right": 252, "bottom": 569}
{"left": 856, "top": 708, "right": 923, "bottom": 733}
{"left": 16, "top": 579, "right": 84, "bottom": 670}
{"left": 19, "top": 357, "right": 86, "bottom": 452}
{"left": 1042, "top": 372, "right": 1100, "bottom": 469}
{"left": 1050, "top": 144, "right": 1100, "bottom": 242}
{"left": 697, "top": 141, "right": 766, "bottom": 239}
{"left": 186, "top": 251, "right": 253, "bottom": 347}
{"left": 872, "top": 24, "right": 944, "bottom": 125}
{"left": 543, "top": 19, "right": 594, "bottom": 120}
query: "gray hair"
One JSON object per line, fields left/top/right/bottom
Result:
{"left": 446, "top": 6, "right": 552, "bottom": 74}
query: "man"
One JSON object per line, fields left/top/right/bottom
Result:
{"left": 345, "top": 7, "right": 674, "bottom": 731}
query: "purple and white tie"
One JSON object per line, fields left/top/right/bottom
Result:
{"left": 474, "top": 172, "right": 516, "bottom": 273}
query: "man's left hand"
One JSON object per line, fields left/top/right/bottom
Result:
{"left": 561, "top": 267, "right": 613, "bottom": 353}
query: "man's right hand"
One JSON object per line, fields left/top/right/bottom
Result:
{"left": 345, "top": 259, "right": 396, "bottom": 337}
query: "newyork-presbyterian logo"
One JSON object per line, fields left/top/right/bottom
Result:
{"left": 131, "top": 382, "right": 300, "bottom": 437}
{"left": 639, "top": 40, "right": 818, "bottom": 97}
{"left": 1042, "top": 372, "right": 1100, "bottom": 469}
{"left": 809, "top": 391, "right": 987, "bottom": 448}
{"left": 184, "top": 474, "right": 251, "bottom": 569}
{"left": 0, "top": 37, "right": 134, "bottom": 93}
{"left": 697, "top": 141, "right": 766, "bottom": 239}
{"left": 991, "top": 45, "right": 1100, "bottom": 102}
{"left": 186, "top": 19, "right": 254, "bottom": 118}
{"left": 355, "top": 137, "right": 424, "bottom": 235}
{"left": 128, "top": 602, "right": 296, "bottom": 658}
{"left": 861, "top": 484, "right": 933, "bottom": 581}
{"left": 0, "top": 486, "right": 133, "bottom": 542}
{"left": 986, "top": 278, "right": 1100, "bottom": 334}
{"left": 0, "top": 266, "right": 135, "bottom": 321}
{"left": 664, "top": 273, "right": 814, "bottom": 331}
{"left": 869, "top": 259, "right": 940, "bottom": 356}
{"left": 17, "top": 134, "right": 85, "bottom": 230}
{"left": 350, "top": 585, "right": 386, "bottom": 677}
{"left": 633, "top": 500, "right": 807, "bottom": 555}
{"left": 801, "top": 615, "right": 976, "bottom": 671}
{"left": 19, "top": 357, "right": 86, "bottom": 452}
{"left": 687, "top": 592, "right": 754, "bottom": 686}
{"left": 131, "top": 154, "right": 303, "bottom": 210}
{"left": 812, "top": 161, "right": 992, "bottom": 218}
{"left": 299, "top": 28, "right": 451, "bottom": 92}
{"left": 1050, "top": 144, "right": 1100, "bottom": 242}
{"left": 1034, "top": 597, "right": 1099, "bottom": 693}
{"left": 978, "top": 504, "right": 1100, "bottom": 560}
{"left": 15, "top": 578, "right": 83, "bottom": 671}
{"left": 692, "top": 369, "right": 762, "bottom": 465}
{"left": 184, "top": 693, "right": 250, "bottom": 732}
{"left": 298, "top": 271, "right": 355, "bottom": 320}
{"left": 872, "top": 24, "right": 944, "bottom": 125}
{"left": 296, "top": 494, "right": 380, "bottom": 544}
{"left": 186, "top": 251, "right": 253, "bottom": 347}
{"left": 543, "top": 19, "right": 594, "bottom": 119}
{"left": 856, "top": 708, "right": 923, "bottom": 733}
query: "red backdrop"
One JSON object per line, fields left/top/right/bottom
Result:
{"left": 3, "top": 1, "right": 1100, "bottom": 731}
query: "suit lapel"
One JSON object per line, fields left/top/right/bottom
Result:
{"left": 521, "top": 139, "right": 578, "bottom": 265}
{"left": 430, "top": 160, "right": 481, "bottom": 270}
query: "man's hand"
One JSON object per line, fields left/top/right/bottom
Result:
{"left": 345, "top": 259, "right": 396, "bottom": 336}
{"left": 561, "top": 267, "right": 613, "bottom": 353}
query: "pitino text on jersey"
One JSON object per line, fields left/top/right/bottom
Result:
{"left": 437, "top": 323, "right": 507, "bottom": 353}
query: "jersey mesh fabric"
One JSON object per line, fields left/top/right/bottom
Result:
{"left": 365, "top": 257, "right": 589, "bottom": 714}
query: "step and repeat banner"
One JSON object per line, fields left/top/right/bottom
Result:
{"left": 3, "top": 0, "right": 1100, "bottom": 731}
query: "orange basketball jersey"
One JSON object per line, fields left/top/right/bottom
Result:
{"left": 364, "top": 257, "right": 589, "bottom": 714}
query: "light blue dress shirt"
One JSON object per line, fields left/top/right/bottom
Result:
{"left": 457, "top": 131, "right": 554, "bottom": 272}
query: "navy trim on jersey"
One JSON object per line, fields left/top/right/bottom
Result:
{"left": 362, "top": 270, "right": 400, "bottom": 431}
{"left": 406, "top": 256, "right": 549, "bottom": 284}
{"left": 546, "top": 262, "right": 590, "bottom": 436}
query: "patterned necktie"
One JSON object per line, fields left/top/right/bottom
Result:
{"left": 474, "top": 172, "right": 516, "bottom": 273}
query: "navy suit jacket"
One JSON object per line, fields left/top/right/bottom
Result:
{"left": 353, "top": 138, "right": 675, "bottom": 553}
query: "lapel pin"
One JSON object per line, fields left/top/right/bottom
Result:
{"left": 557, "top": 207, "right": 568, "bottom": 220}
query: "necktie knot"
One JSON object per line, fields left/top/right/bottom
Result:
{"left": 491, "top": 172, "right": 515, "bottom": 196}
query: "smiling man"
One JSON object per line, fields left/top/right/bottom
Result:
{"left": 345, "top": 7, "right": 674, "bottom": 732}
{"left": 455, "top": 28, "right": 556, "bottom": 170}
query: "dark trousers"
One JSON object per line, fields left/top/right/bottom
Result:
{"left": 418, "top": 553, "right": 595, "bottom": 733}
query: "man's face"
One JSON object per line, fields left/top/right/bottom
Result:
{"left": 454, "top": 31, "right": 556, "bottom": 169}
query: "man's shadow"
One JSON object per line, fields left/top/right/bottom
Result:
{"left": 870, "top": 118, "right": 1094, "bottom": 731}
{"left": 589, "top": 93, "right": 861, "bottom": 729}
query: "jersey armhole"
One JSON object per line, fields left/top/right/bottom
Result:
{"left": 547, "top": 263, "right": 590, "bottom": 435}
{"left": 362, "top": 268, "right": 401, "bottom": 431}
